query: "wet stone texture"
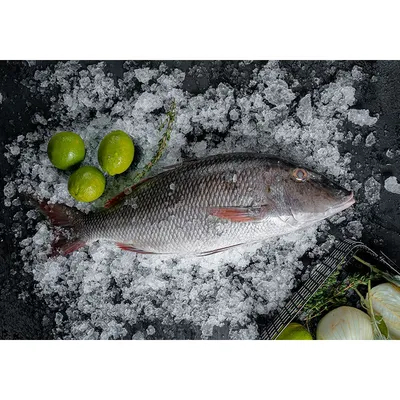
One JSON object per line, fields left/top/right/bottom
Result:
{"left": 1, "top": 61, "right": 400, "bottom": 340}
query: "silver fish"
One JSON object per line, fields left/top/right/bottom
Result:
{"left": 39, "top": 153, "right": 355, "bottom": 256}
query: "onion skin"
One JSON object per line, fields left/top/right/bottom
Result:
{"left": 369, "top": 283, "right": 400, "bottom": 340}
{"left": 316, "top": 306, "right": 374, "bottom": 340}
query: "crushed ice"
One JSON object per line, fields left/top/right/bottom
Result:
{"left": 3, "top": 61, "right": 377, "bottom": 339}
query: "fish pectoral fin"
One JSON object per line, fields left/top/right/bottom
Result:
{"left": 116, "top": 242, "right": 158, "bottom": 254}
{"left": 208, "top": 205, "right": 270, "bottom": 222}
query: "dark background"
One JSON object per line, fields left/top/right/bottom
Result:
{"left": 1, "top": 60, "right": 400, "bottom": 339}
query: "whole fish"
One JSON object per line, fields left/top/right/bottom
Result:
{"left": 39, "top": 153, "right": 355, "bottom": 256}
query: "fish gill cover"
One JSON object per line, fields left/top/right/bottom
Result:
{"left": 2, "top": 61, "right": 380, "bottom": 339}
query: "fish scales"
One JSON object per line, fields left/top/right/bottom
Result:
{"left": 83, "top": 154, "right": 275, "bottom": 253}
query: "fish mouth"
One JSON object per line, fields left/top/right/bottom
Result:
{"left": 328, "top": 191, "right": 355, "bottom": 213}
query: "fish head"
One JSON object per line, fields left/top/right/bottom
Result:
{"left": 269, "top": 162, "right": 355, "bottom": 225}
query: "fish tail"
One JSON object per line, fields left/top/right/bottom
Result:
{"left": 29, "top": 197, "right": 88, "bottom": 255}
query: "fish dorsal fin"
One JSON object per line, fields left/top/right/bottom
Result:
{"left": 162, "top": 158, "right": 198, "bottom": 171}
{"left": 104, "top": 176, "right": 155, "bottom": 209}
{"left": 106, "top": 159, "right": 199, "bottom": 208}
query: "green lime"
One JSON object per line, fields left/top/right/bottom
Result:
{"left": 47, "top": 131, "right": 85, "bottom": 170}
{"left": 276, "top": 322, "right": 313, "bottom": 340}
{"left": 68, "top": 166, "right": 106, "bottom": 202}
{"left": 98, "top": 130, "right": 134, "bottom": 176}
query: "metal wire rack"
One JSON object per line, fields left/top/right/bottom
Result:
{"left": 260, "top": 239, "right": 400, "bottom": 340}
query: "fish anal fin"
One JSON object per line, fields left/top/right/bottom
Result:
{"left": 116, "top": 242, "right": 158, "bottom": 254}
{"left": 208, "top": 205, "right": 270, "bottom": 222}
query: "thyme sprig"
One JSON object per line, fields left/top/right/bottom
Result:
{"left": 130, "top": 101, "right": 176, "bottom": 186}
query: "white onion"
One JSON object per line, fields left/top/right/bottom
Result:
{"left": 368, "top": 283, "right": 400, "bottom": 340}
{"left": 316, "top": 306, "right": 374, "bottom": 340}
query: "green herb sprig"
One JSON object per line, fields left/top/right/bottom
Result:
{"left": 302, "top": 268, "right": 370, "bottom": 327}
{"left": 130, "top": 101, "right": 176, "bottom": 186}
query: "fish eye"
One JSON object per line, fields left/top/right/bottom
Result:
{"left": 292, "top": 168, "right": 308, "bottom": 182}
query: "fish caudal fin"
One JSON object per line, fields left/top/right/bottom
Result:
{"left": 50, "top": 237, "right": 86, "bottom": 256}
{"left": 38, "top": 201, "right": 83, "bottom": 227}
{"left": 33, "top": 198, "right": 87, "bottom": 256}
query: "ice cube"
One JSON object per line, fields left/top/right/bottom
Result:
{"left": 229, "top": 109, "right": 240, "bottom": 121}
{"left": 3, "top": 181, "right": 16, "bottom": 200}
{"left": 134, "top": 92, "right": 163, "bottom": 113}
{"left": 365, "top": 133, "right": 376, "bottom": 147}
{"left": 134, "top": 68, "right": 158, "bottom": 84}
{"left": 384, "top": 176, "right": 400, "bottom": 194}
{"left": 386, "top": 149, "right": 394, "bottom": 159}
{"left": 264, "top": 79, "right": 296, "bottom": 106}
{"left": 9, "top": 145, "right": 21, "bottom": 156}
{"left": 146, "top": 325, "right": 156, "bottom": 336}
{"left": 364, "top": 176, "right": 381, "bottom": 204}
{"left": 296, "top": 94, "right": 312, "bottom": 125}
{"left": 352, "top": 134, "right": 362, "bottom": 146}
{"left": 348, "top": 109, "right": 378, "bottom": 126}
{"left": 346, "top": 220, "right": 363, "bottom": 239}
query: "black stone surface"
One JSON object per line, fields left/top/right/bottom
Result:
{"left": 1, "top": 60, "right": 400, "bottom": 339}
